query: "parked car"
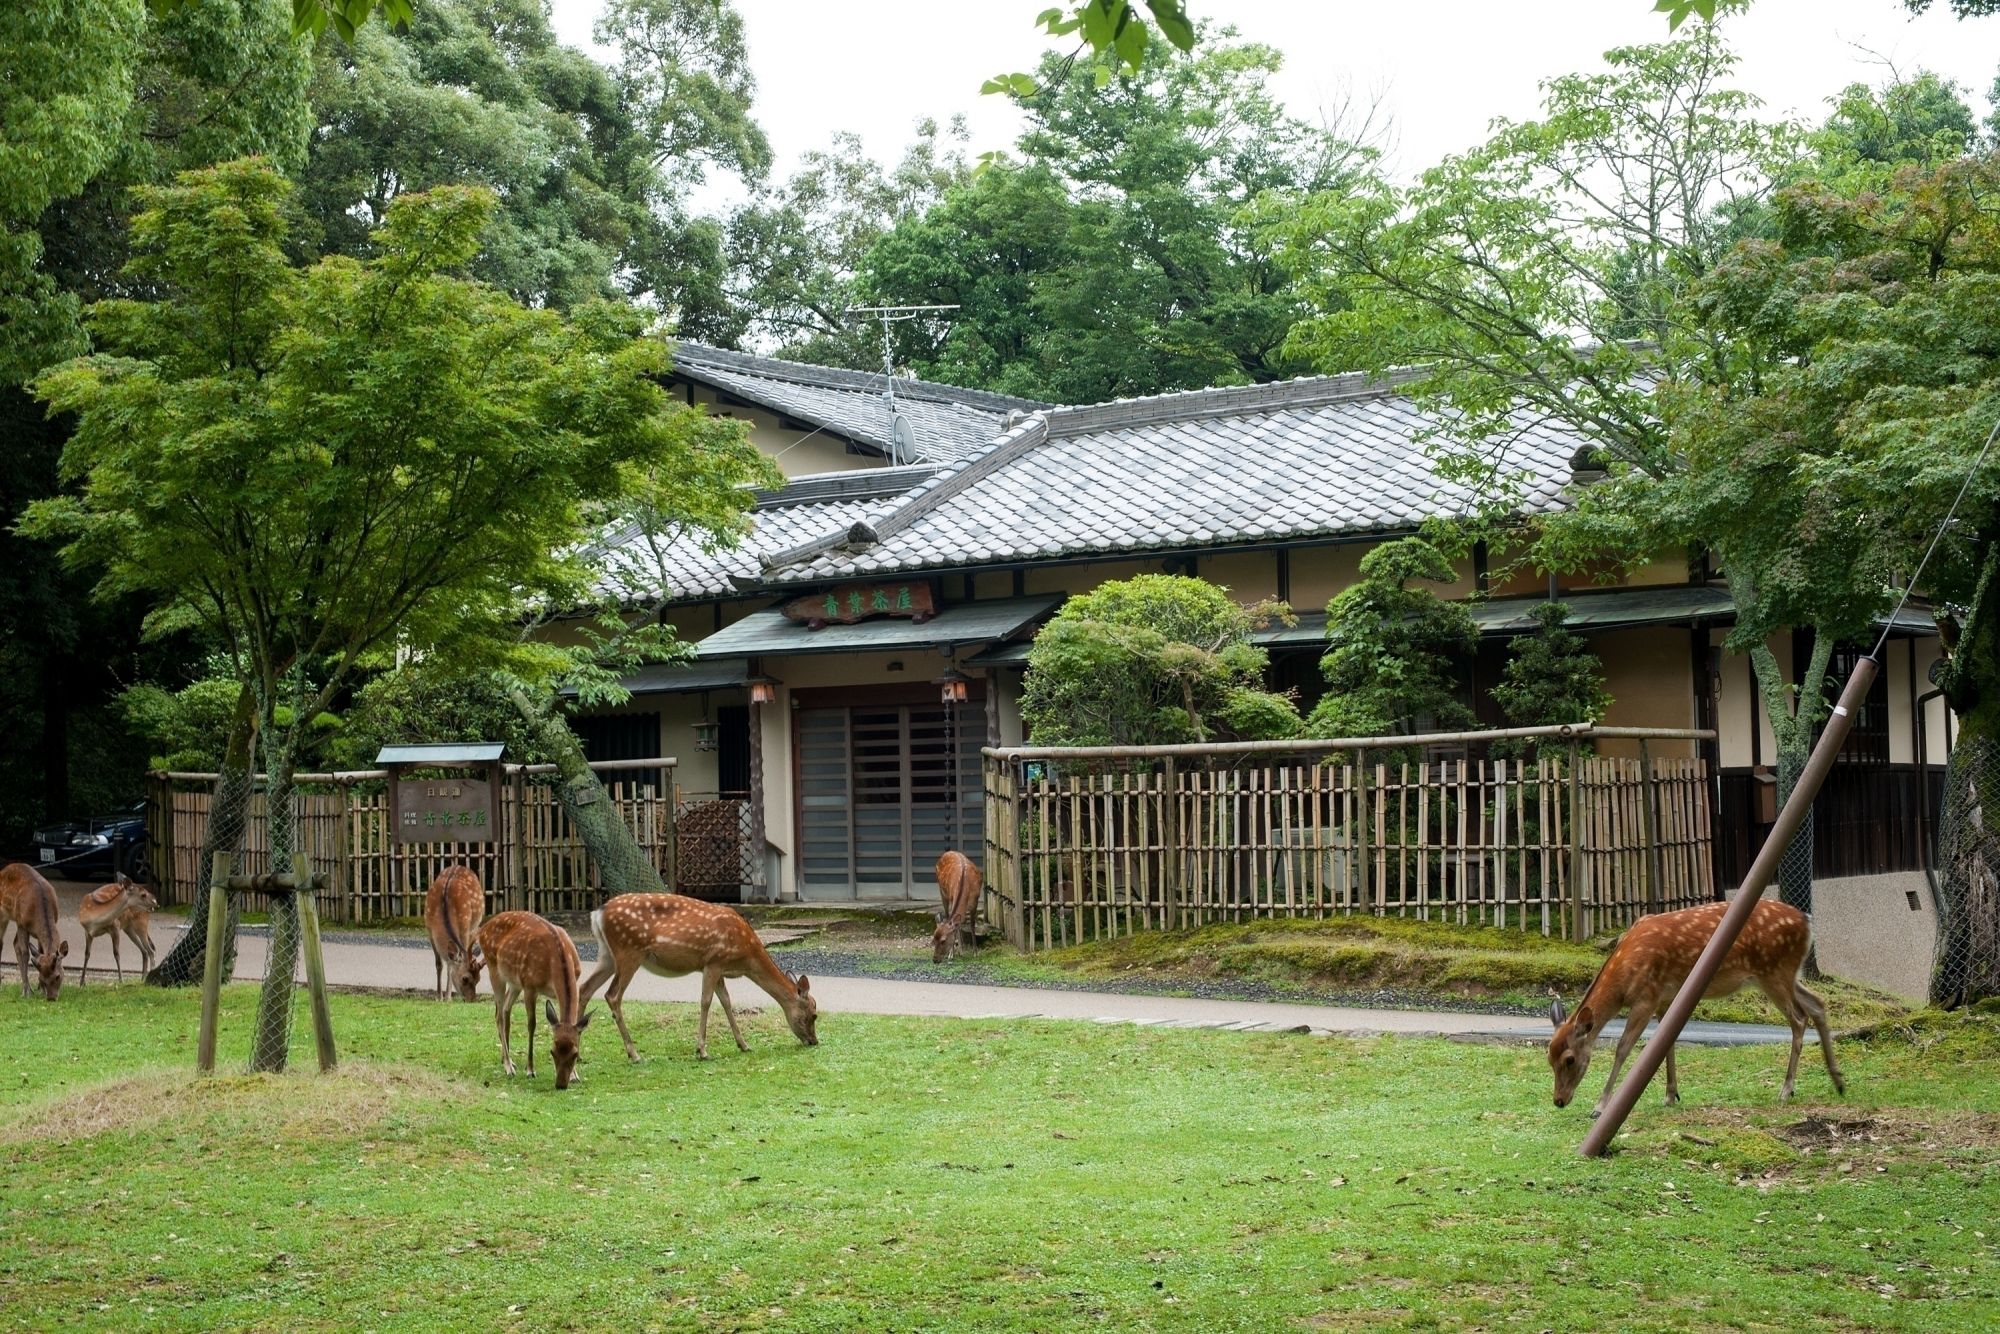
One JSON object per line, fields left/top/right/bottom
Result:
{"left": 31, "top": 802, "right": 150, "bottom": 882}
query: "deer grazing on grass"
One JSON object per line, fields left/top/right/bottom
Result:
{"left": 931, "top": 850, "right": 981, "bottom": 963}
{"left": 581, "top": 893, "right": 818, "bottom": 1061}
{"left": 1549, "top": 899, "right": 1844, "bottom": 1117}
{"left": 0, "top": 862, "right": 68, "bottom": 1000}
{"left": 424, "top": 866, "right": 485, "bottom": 1001}
{"left": 475, "top": 911, "right": 591, "bottom": 1089}
{"left": 77, "top": 874, "right": 158, "bottom": 984}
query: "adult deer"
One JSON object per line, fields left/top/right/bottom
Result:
{"left": 581, "top": 893, "right": 818, "bottom": 1061}
{"left": 1548, "top": 899, "right": 1844, "bottom": 1117}
{"left": 424, "top": 866, "right": 485, "bottom": 1001}
{"left": 475, "top": 911, "right": 591, "bottom": 1089}
{"left": 77, "top": 874, "right": 159, "bottom": 984}
{"left": 931, "top": 850, "right": 981, "bottom": 963}
{"left": 0, "top": 862, "right": 68, "bottom": 1000}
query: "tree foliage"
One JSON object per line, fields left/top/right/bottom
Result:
{"left": 1490, "top": 603, "right": 1613, "bottom": 755}
{"left": 856, "top": 33, "right": 1378, "bottom": 402}
{"left": 1020, "top": 574, "right": 1298, "bottom": 747}
{"left": 1308, "top": 539, "right": 1477, "bottom": 740}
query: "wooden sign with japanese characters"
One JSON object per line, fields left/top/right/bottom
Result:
{"left": 395, "top": 777, "right": 498, "bottom": 845}
{"left": 783, "top": 580, "right": 937, "bottom": 628}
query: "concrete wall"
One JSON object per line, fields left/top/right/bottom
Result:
{"left": 1811, "top": 872, "right": 1938, "bottom": 1002}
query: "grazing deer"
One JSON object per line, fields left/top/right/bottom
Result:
{"left": 931, "top": 850, "right": 982, "bottom": 963}
{"left": 475, "top": 911, "right": 591, "bottom": 1089}
{"left": 0, "top": 862, "right": 68, "bottom": 1000}
{"left": 77, "top": 874, "right": 159, "bottom": 984}
{"left": 581, "top": 893, "right": 818, "bottom": 1061}
{"left": 424, "top": 866, "right": 485, "bottom": 1001}
{"left": 1548, "top": 899, "right": 1844, "bottom": 1117}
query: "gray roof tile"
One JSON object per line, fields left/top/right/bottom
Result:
{"left": 670, "top": 342, "right": 1049, "bottom": 466}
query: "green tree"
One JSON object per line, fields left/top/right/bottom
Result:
{"left": 1020, "top": 574, "right": 1298, "bottom": 748}
{"left": 23, "top": 159, "right": 766, "bottom": 1059}
{"left": 866, "top": 32, "right": 1377, "bottom": 402}
{"left": 1308, "top": 539, "right": 1477, "bottom": 741}
{"left": 293, "top": 0, "right": 763, "bottom": 329}
{"left": 1818, "top": 70, "right": 1977, "bottom": 168}
{"left": 1490, "top": 603, "right": 1614, "bottom": 757}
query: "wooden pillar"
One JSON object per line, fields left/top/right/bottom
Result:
{"left": 746, "top": 697, "right": 769, "bottom": 902}
{"left": 196, "top": 851, "right": 231, "bottom": 1074}
{"left": 296, "top": 861, "right": 338, "bottom": 1073}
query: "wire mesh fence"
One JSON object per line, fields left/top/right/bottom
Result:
{"left": 1932, "top": 736, "right": 1999, "bottom": 1007}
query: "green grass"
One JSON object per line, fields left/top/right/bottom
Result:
{"left": 4, "top": 986, "right": 1997, "bottom": 1331}
{"left": 973, "top": 916, "right": 1919, "bottom": 1028}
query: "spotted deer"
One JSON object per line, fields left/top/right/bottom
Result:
{"left": 1549, "top": 899, "right": 1844, "bottom": 1116}
{"left": 0, "top": 862, "right": 67, "bottom": 1000}
{"left": 475, "top": 911, "right": 591, "bottom": 1089}
{"left": 424, "top": 866, "right": 485, "bottom": 1001}
{"left": 77, "top": 874, "right": 159, "bottom": 984}
{"left": 580, "top": 893, "right": 818, "bottom": 1061}
{"left": 931, "top": 850, "right": 982, "bottom": 963}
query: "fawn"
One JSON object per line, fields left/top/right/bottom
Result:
{"left": 581, "top": 893, "right": 818, "bottom": 1061}
{"left": 476, "top": 911, "right": 591, "bottom": 1089}
{"left": 1549, "top": 899, "right": 1844, "bottom": 1116}
{"left": 931, "top": 850, "right": 982, "bottom": 963}
{"left": 77, "top": 874, "right": 159, "bottom": 984}
{"left": 0, "top": 862, "right": 68, "bottom": 1000}
{"left": 424, "top": 866, "right": 486, "bottom": 1001}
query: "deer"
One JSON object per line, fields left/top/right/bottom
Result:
{"left": 424, "top": 866, "right": 486, "bottom": 1001}
{"left": 475, "top": 911, "right": 591, "bottom": 1089}
{"left": 0, "top": 862, "right": 68, "bottom": 1000}
{"left": 77, "top": 874, "right": 159, "bottom": 984}
{"left": 580, "top": 893, "right": 818, "bottom": 1062}
{"left": 1548, "top": 899, "right": 1844, "bottom": 1117}
{"left": 931, "top": 850, "right": 982, "bottom": 963}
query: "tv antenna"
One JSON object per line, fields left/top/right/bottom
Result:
{"left": 846, "top": 304, "right": 959, "bottom": 465}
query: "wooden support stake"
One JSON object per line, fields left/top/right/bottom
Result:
{"left": 1639, "top": 739, "right": 1665, "bottom": 915}
{"left": 196, "top": 851, "right": 231, "bottom": 1075}
{"left": 1582, "top": 657, "right": 1877, "bottom": 1157}
{"left": 296, "top": 858, "right": 338, "bottom": 1073}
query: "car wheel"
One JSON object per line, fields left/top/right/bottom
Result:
{"left": 117, "top": 838, "right": 152, "bottom": 884}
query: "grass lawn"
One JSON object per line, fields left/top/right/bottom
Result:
{"left": 5, "top": 986, "right": 1994, "bottom": 1332}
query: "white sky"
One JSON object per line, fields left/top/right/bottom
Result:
{"left": 547, "top": 0, "right": 1998, "bottom": 196}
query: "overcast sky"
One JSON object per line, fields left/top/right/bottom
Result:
{"left": 548, "top": 0, "right": 1997, "bottom": 195}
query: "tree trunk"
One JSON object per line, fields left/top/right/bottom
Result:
{"left": 248, "top": 722, "right": 301, "bottom": 1073}
{"left": 1932, "top": 540, "right": 2000, "bottom": 1006}
{"left": 147, "top": 682, "right": 258, "bottom": 987}
{"left": 508, "top": 686, "right": 668, "bottom": 898}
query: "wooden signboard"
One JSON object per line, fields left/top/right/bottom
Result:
{"left": 395, "top": 777, "right": 499, "bottom": 845}
{"left": 783, "top": 580, "right": 936, "bottom": 629}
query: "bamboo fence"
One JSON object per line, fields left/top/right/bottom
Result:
{"left": 982, "top": 725, "right": 1717, "bottom": 951}
{"left": 146, "top": 758, "right": 680, "bottom": 923}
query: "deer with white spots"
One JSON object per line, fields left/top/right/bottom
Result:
{"left": 77, "top": 874, "right": 158, "bottom": 983}
{"left": 580, "top": 893, "right": 818, "bottom": 1061}
{"left": 1548, "top": 899, "right": 1844, "bottom": 1116}
{"left": 475, "top": 911, "right": 591, "bottom": 1089}
{"left": 0, "top": 862, "right": 68, "bottom": 1000}
{"left": 424, "top": 865, "right": 485, "bottom": 1001}
{"left": 931, "top": 850, "right": 981, "bottom": 963}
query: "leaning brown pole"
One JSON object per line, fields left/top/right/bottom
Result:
{"left": 1579, "top": 655, "right": 1879, "bottom": 1158}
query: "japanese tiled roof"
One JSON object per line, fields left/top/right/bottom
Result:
{"left": 751, "top": 371, "right": 1584, "bottom": 586}
{"left": 669, "top": 342, "right": 1050, "bottom": 465}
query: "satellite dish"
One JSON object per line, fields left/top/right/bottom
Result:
{"left": 890, "top": 412, "right": 920, "bottom": 467}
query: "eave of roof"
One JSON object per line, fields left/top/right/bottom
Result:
{"left": 688, "top": 595, "right": 1062, "bottom": 660}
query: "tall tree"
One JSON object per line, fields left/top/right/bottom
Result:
{"left": 294, "top": 0, "right": 764, "bottom": 330}
{"left": 23, "top": 160, "right": 767, "bottom": 1047}
{"left": 864, "top": 32, "right": 1378, "bottom": 402}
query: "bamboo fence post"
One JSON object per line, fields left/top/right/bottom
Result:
{"left": 1353, "top": 749, "right": 1371, "bottom": 913}
{"left": 295, "top": 858, "right": 338, "bottom": 1073}
{"left": 1639, "top": 739, "right": 1664, "bottom": 915}
{"left": 196, "top": 851, "right": 231, "bottom": 1074}
{"left": 335, "top": 779, "right": 355, "bottom": 924}
{"left": 511, "top": 766, "right": 529, "bottom": 913}
{"left": 1567, "top": 743, "right": 1587, "bottom": 943}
